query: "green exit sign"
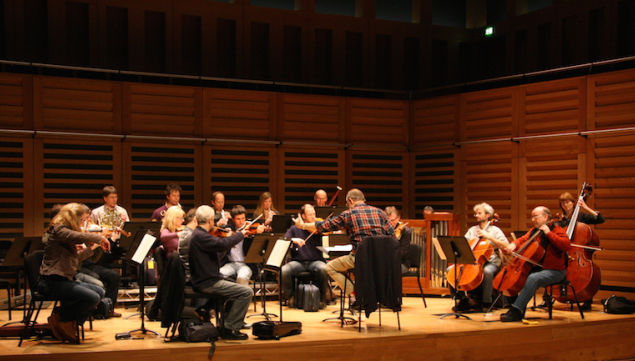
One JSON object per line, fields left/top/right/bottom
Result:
{"left": 485, "top": 26, "right": 494, "bottom": 37}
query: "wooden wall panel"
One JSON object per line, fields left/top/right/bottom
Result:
{"left": 461, "top": 142, "right": 514, "bottom": 234}
{"left": 519, "top": 138, "right": 583, "bottom": 229}
{"left": 203, "top": 88, "right": 274, "bottom": 139}
{"left": 34, "top": 137, "right": 121, "bottom": 233}
{"left": 278, "top": 94, "right": 343, "bottom": 142}
{"left": 348, "top": 98, "right": 409, "bottom": 145}
{"left": 460, "top": 89, "right": 516, "bottom": 141}
{"left": 412, "top": 95, "right": 459, "bottom": 146}
{"left": 0, "top": 73, "right": 32, "bottom": 129}
{"left": 521, "top": 77, "right": 586, "bottom": 135}
{"left": 592, "top": 132, "right": 635, "bottom": 289}
{"left": 279, "top": 146, "right": 345, "bottom": 213}
{"left": 587, "top": 69, "right": 635, "bottom": 129}
{"left": 412, "top": 148, "right": 457, "bottom": 216}
{"left": 123, "top": 141, "right": 200, "bottom": 220}
{"left": 204, "top": 144, "right": 275, "bottom": 215}
{"left": 33, "top": 76, "right": 121, "bottom": 132}
{"left": 123, "top": 83, "right": 201, "bottom": 136}
{"left": 0, "top": 136, "right": 32, "bottom": 241}
{"left": 348, "top": 149, "right": 408, "bottom": 213}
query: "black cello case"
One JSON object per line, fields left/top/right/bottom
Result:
{"left": 252, "top": 320, "right": 302, "bottom": 340}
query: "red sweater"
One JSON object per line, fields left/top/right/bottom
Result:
{"left": 514, "top": 225, "right": 571, "bottom": 271}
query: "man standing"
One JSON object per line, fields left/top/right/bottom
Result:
{"left": 211, "top": 191, "right": 230, "bottom": 227}
{"left": 188, "top": 205, "right": 253, "bottom": 340}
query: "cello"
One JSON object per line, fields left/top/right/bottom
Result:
{"left": 552, "top": 183, "right": 602, "bottom": 303}
{"left": 446, "top": 214, "right": 500, "bottom": 291}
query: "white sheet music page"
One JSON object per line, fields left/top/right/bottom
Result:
{"left": 266, "top": 239, "right": 291, "bottom": 268}
{"left": 132, "top": 233, "right": 156, "bottom": 264}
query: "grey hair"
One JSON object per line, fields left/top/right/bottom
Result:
{"left": 196, "top": 205, "right": 215, "bottom": 224}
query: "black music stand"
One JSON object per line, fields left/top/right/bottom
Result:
{"left": 263, "top": 238, "right": 292, "bottom": 322}
{"left": 0, "top": 237, "right": 39, "bottom": 325}
{"left": 271, "top": 215, "right": 293, "bottom": 234}
{"left": 245, "top": 233, "right": 281, "bottom": 320}
{"left": 117, "top": 224, "right": 161, "bottom": 338}
{"left": 319, "top": 234, "right": 357, "bottom": 326}
{"left": 315, "top": 206, "right": 347, "bottom": 219}
{"left": 436, "top": 236, "right": 476, "bottom": 320}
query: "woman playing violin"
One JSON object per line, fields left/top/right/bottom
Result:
{"left": 457, "top": 203, "right": 509, "bottom": 311}
{"left": 500, "top": 206, "right": 571, "bottom": 322}
{"left": 160, "top": 206, "right": 185, "bottom": 255}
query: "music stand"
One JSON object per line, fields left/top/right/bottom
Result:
{"left": 117, "top": 224, "right": 161, "bottom": 338}
{"left": 244, "top": 233, "right": 282, "bottom": 320}
{"left": 319, "top": 234, "right": 357, "bottom": 326}
{"left": 264, "top": 238, "right": 292, "bottom": 321}
{"left": 0, "top": 237, "right": 39, "bottom": 325}
{"left": 315, "top": 206, "right": 347, "bottom": 219}
{"left": 436, "top": 236, "right": 476, "bottom": 320}
{"left": 270, "top": 215, "right": 293, "bottom": 234}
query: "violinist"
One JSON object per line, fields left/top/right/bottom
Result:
{"left": 556, "top": 192, "right": 604, "bottom": 228}
{"left": 281, "top": 204, "right": 329, "bottom": 305}
{"left": 160, "top": 206, "right": 185, "bottom": 255}
{"left": 212, "top": 191, "right": 231, "bottom": 228}
{"left": 177, "top": 208, "right": 198, "bottom": 283}
{"left": 314, "top": 189, "right": 328, "bottom": 207}
{"left": 385, "top": 206, "right": 411, "bottom": 274}
{"left": 220, "top": 205, "right": 265, "bottom": 286}
{"left": 151, "top": 183, "right": 182, "bottom": 222}
{"left": 457, "top": 203, "right": 509, "bottom": 311}
{"left": 253, "top": 192, "right": 278, "bottom": 229}
{"left": 500, "top": 206, "right": 571, "bottom": 322}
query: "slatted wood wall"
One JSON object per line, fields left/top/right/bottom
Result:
{"left": 1, "top": 69, "right": 635, "bottom": 292}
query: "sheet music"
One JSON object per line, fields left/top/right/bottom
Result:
{"left": 131, "top": 233, "right": 156, "bottom": 264}
{"left": 317, "top": 244, "right": 353, "bottom": 253}
{"left": 266, "top": 239, "right": 291, "bottom": 268}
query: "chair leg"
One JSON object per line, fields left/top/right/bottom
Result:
{"left": 378, "top": 304, "right": 382, "bottom": 327}
{"left": 547, "top": 286, "right": 553, "bottom": 320}
{"left": 416, "top": 274, "right": 427, "bottom": 308}
{"left": 568, "top": 285, "right": 585, "bottom": 320}
{"left": 6, "top": 284, "right": 12, "bottom": 320}
{"left": 397, "top": 311, "right": 401, "bottom": 331}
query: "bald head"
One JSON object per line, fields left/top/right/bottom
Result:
{"left": 314, "top": 189, "right": 327, "bottom": 207}
{"left": 345, "top": 188, "right": 365, "bottom": 208}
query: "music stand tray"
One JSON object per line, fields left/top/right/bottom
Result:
{"left": 270, "top": 215, "right": 293, "bottom": 234}
{"left": 315, "top": 206, "right": 347, "bottom": 219}
{"left": 435, "top": 235, "right": 476, "bottom": 320}
{"left": 244, "top": 233, "right": 286, "bottom": 320}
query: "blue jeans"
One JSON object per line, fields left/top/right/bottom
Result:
{"left": 281, "top": 260, "right": 329, "bottom": 301}
{"left": 38, "top": 275, "right": 103, "bottom": 322}
{"left": 512, "top": 269, "right": 566, "bottom": 313}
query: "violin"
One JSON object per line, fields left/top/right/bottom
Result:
{"left": 394, "top": 221, "right": 409, "bottom": 239}
{"left": 209, "top": 226, "right": 232, "bottom": 237}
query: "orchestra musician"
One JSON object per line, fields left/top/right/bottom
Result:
{"left": 458, "top": 203, "right": 509, "bottom": 311}
{"left": 39, "top": 203, "right": 110, "bottom": 342}
{"left": 151, "top": 183, "right": 182, "bottom": 222}
{"left": 293, "top": 189, "right": 394, "bottom": 303}
{"left": 253, "top": 192, "right": 278, "bottom": 229}
{"left": 500, "top": 206, "right": 571, "bottom": 322}
{"left": 556, "top": 191, "right": 605, "bottom": 228}
{"left": 160, "top": 206, "right": 185, "bottom": 256}
{"left": 220, "top": 205, "right": 265, "bottom": 286}
{"left": 211, "top": 191, "right": 231, "bottom": 227}
{"left": 177, "top": 208, "right": 197, "bottom": 283}
{"left": 314, "top": 189, "right": 328, "bottom": 207}
{"left": 384, "top": 206, "right": 411, "bottom": 275}
{"left": 188, "top": 205, "right": 253, "bottom": 340}
{"left": 281, "top": 204, "right": 330, "bottom": 305}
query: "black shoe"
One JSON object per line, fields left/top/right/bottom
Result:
{"left": 500, "top": 306, "right": 523, "bottom": 322}
{"left": 579, "top": 300, "right": 592, "bottom": 311}
{"left": 220, "top": 328, "right": 248, "bottom": 340}
{"left": 452, "top": 297, "right": 471, "bottom": 312}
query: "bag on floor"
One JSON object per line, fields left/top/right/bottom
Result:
{"left": 252, "top": 320, "right": 302, "bottom": 340}
{"left": 302, "top": 284, "right": 320, "bottom": 312}
{"left": 603, "top": 295, "right": 635, "bottom": 314}
{"left": 93, "top": 297, "right": 113, "bottom": 319}
{"left": 294, "top": 283, "right": 305, "bottom": 309}
{"left": 178, "top": 318, "right": 219, "bottom": 342}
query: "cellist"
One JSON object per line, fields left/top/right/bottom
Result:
{"left": 455, "top": 203, "right": 509, "bottom": 312}
{"left": 500, "top": 206, "right": 571, "bottom": 322}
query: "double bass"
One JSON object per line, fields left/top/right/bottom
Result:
{"left": 446, "top": 214, "right": 500, "bottom": 291}
{"left": 552, "top": 183, "right": 602, "bottom": 303}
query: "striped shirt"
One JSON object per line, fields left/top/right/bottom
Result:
{"left": 316, "top": 203, "right": 394, "bottom": 249}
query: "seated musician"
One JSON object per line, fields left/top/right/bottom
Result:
{"left": 556, "top": 192, "right": 604, "bottom": 228}
{"left": 151, "top": 183, "right": 182, "bottom": 222}
{"left": 220, "top": 205, "right": 265, "bottom": 286}
{"left": 211, "top": 191, "right": 231, "bottom": 228}
{"left": 160, "top": 206, "right": 185, "bottom": 256}
{"left": 253, "top": 192, "right": 278, "bottom": 230}
{"left": 188, "top": 205, "right": 253, "bottom": 340}
{"left": 177, "top": 208, "right": 198, "bottom": 283}
{"left": 457, "top": 203, "right": 509, "bottom": 311}
{"left": 314, "top": 189, "right": 328, "bottom": 207}
{"left": 282, "top": 204, "right": 330, "bottom": 304}
{"left": 500, "top": 206, "right": 571, "bottom": 322}
{"left": 294, "top": 189, "right": 394, "bottom": 304}
{"left": 385, "top": 206, "right": 411, "bottom": 275}
{"left": 85, "top": 185, "right": 129, "bottom": 317}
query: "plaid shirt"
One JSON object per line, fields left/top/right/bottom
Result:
{"left": 316, "top": 203, "right": 394, "bottom": 250}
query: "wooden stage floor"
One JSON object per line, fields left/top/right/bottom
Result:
{"left": 0, "top": 296, "right": 634, "bottom": 361}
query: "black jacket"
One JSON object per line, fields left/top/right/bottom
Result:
{"left": 150, "top": 252, "right": 186, "bottom": 328}
{"left": 354, "top": 235, "right": 402, "bottom": 317}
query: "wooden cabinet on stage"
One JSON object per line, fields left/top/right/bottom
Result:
{"left": 402, "top": 212, "right": 459, "bottom": 295}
